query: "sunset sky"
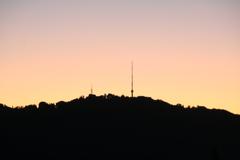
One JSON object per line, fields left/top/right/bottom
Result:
{"left": 1, "top": 0, "right": 240, "bottom": 113}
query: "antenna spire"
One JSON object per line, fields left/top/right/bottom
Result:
{"left": 131, "top": 61, "right": 134, "bottom": 98}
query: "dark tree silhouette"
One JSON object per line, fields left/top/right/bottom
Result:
{"left": 0, "top": 94, "right": 239, "bottom": 160}
{"left": 24, "top": 104, "right": 37, "bottom": 111}
{"left": 39, "top": 101, "right": 55, "bottom": 111}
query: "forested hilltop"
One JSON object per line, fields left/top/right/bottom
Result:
{"left": 0, "top": 94, "right": 239, "bottom": 160}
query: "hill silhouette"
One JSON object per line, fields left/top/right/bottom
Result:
{"left": 0, "top": 94, "right": 239, "bottom": 160}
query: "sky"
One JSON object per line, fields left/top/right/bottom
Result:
{"left": 0, "top": 0, "right": 240, "bottom": 113}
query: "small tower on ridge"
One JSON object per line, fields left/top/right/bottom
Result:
{"left": 131, "top": 61, "right": 134, "bottom": 98}
{"left": 90, "top": 84, "right": 93, "bottom": 95}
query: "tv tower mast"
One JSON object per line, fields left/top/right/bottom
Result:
{"left": 131, "top": 61, "right": 134, "bottom": 98}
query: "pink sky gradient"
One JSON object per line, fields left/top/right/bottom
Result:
{"left": 0, "top": 0, "right": 240, "bottom": 113}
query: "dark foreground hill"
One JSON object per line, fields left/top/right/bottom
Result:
{"left": 0, "top": 94, "right": 240, "bottom": 160}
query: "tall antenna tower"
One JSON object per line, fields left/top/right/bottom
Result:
{"left": 131, "top": 61, "right": 134, "bottom": 98}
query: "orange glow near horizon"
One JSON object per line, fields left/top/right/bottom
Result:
{"left": 0, "top": 1, "right": 239, "bottom": 113}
